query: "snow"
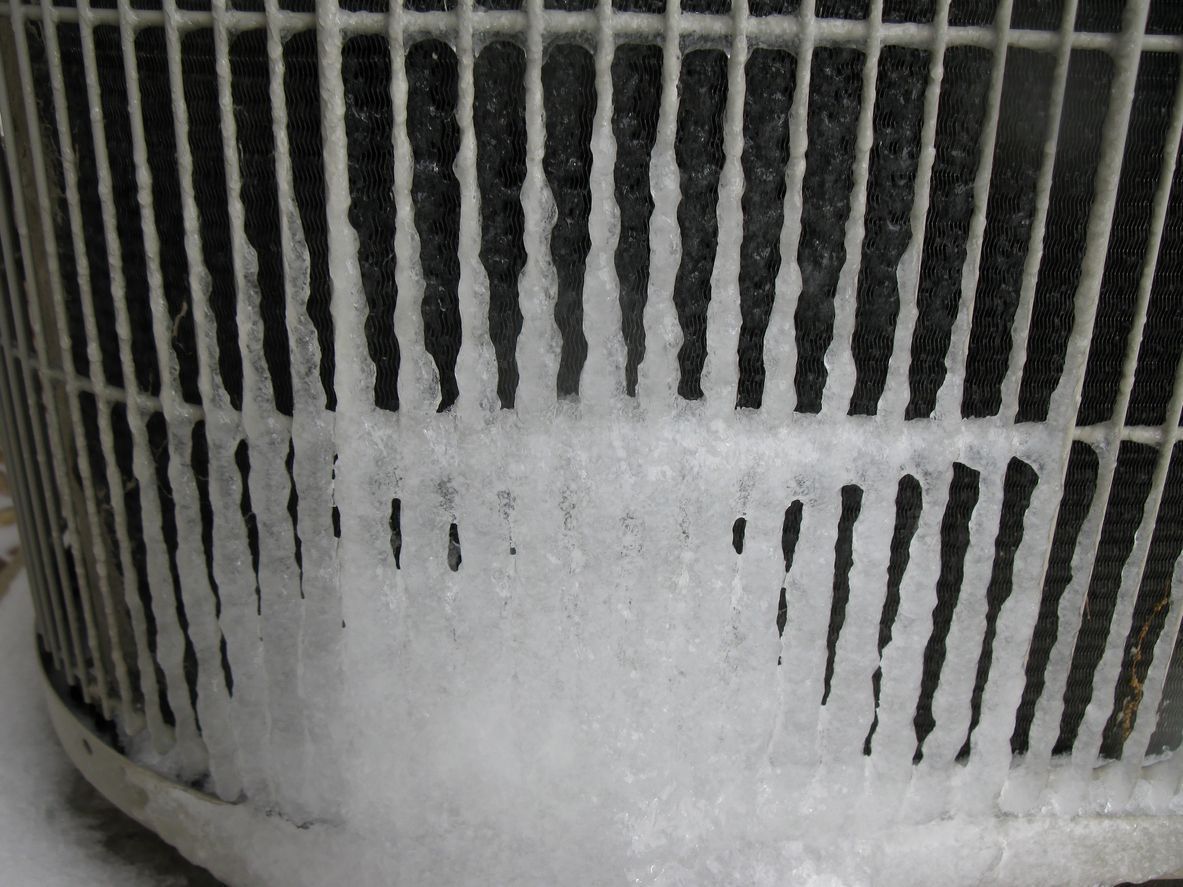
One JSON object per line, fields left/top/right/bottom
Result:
{"left": 9, "top": 532, "right": 1183, "bottom": 887}
{"left": 0, "top": 571, "right": 220, "bottom": 886}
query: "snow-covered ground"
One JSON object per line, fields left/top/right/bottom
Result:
{"left": 0, "top": 571, "right": 221, "bottom": 886}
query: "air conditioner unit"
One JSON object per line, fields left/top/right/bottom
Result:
{"left": 1, "top": 0, "right": 1183, "bottom": 883}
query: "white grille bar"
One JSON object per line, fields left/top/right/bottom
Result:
{"left": 868, "top": 462, "right": 952, "bottom": 790}
{"left": 637, "top": 0, "right": 679, "bottom": 407}
{"left": 1049, "top": 5, "right": 1180, "bottom": 431}
{"left": 213, "top": 0, "right": 305, "bottom": 808}
{"left": 75, "top": 0, "right": 210, "bottom": 748}
{"left": 701, "top": 0, "right": 746, "bottom": 411}
{"left": 515, "top": 0, "right": 558, "bottom": 413}
{"left": 817, "top": 480, "right": 894, "bottom": 763}
{"left": 933, "top": 0, "right": 1011, "bottom": 420}
{"left": 13, "top": 334, "right": 1183, "bottom": 445}
{"left": 965, "top": 468, "right": 1065, "bottom": 812}
{"left": 877, "top": 0, "right": 950, "bottom": 419}
{"left": 1064, "top": 274, "right": 1183, "bottom": 807}
{"left": 3, "top": 3, "right": 114, "bottom": 709}
{"left": 579, "top": 0, "right": 625, "bottom": 408}
{"left": 1143, "top": 555, "right": 1183, "bottom": 808}
{"left": 819, "top": 0, "right": 882, "bottom": 417}
{"left": 759, "top": 0, "right": 812, "bottom": 420}
{"left": 387, "top": 0, "right": 437, "bottom": 418}
{"left": 773, "top": 482, "right": 839, "bottom": 768}
{"left": 919, "top": 468, "right": 1006, "bottom": 772}
{"left": 2, "top": 3, "right": 1180, "bottom": 55}
{"left": 1007, "top": 0, "right": 1174, "bottom": 814}
{"left": 262, "top": 0, "right": 316, "bottom": 808}
{"left": 454, "top": 0, "right": 498, "bottom": 418}
{"left": 277, "top": 0, "right": 345, "bottom": 820}
{"left": 996, "top": 0, "right": 1078, "bottom": 420}
{"left": 0, "top": 159, "right": 69, "bottom": 675}
{"left": 157, "top": 0, "right": 273, "bottom": 799}
{"left": 116, "top": 0, "right": 244, "bottom": 795}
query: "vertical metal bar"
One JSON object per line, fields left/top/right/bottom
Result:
{"left": 759, "top": 0, "right": 812, "bottom": 421}
{"left": 315, "top": 0, "right": 369, "bottom": 824}
{"left": 878, "top": 0, "right": 951, "bottom": 419}
{"left": 160, "top": 0, "right": 270, "bottom": 795}
{"left": 388, "top": 1, "right": 437, "bottom": 418}
{"left": 867, "top": 464, "right": 952, "bottom": 793}
{"left": 1064, "top": 331, "right": 1183, "bottom": 795}
{"left": 773, "top": 481, "right": 841, "bottom": 770}
{"left": 4, "top": 3, "right": 109, "bottom": 707}
{"left": 0, "top": 104, "right": 70, "bottom": 673}
{"left": 71, "top": 0, "right": 206, "bottom": 757}
{"left": 0, "top": 198, "right": 60, "bottom": 665}
{"left": 820, "top": 0, "right": 883, "bottom": 417}
{"left": 210, "top": 0, "right": 310, "bottom": 813}
{"left": 260, "top": 0, "right": 316, "bottom": 816}
{"left": 700, "top": 0, "right": 747, "bottom": 413}
{"left": 933, "top": 0, "right": 1013, "bottom": 419}
{"left": 963, "top": 458, "right": 1063, "bottom": 813}
{"left": 918, "top": 465, "right": 1006, "bottom": 768}
{"left": 1045, "top": 0, "right": 1161, "bottom": 429}
{"left": 116, "top": 0, "right": 242, "bottom": 797}
{"left": 579, "top": 0, "right": 625, "bottom": 409}
{"left": 1014, "top": 0, "right": 1168, "bottom": 808}
{"left": 637, "top": 0, "right": 681, "bottom": 408}
{"left": 516, "top": 0, "right": 561, "bottom": 413}
{"left": 1109, "top": 484, "right": 1183, "bottom": 804}
{"left": 454, "top": 0, "right": 499, "bottom": 419}
{"left": 816, "top": 481, "right": 894, "bottom": 764}
{"left": 996, "top": 0, "right": 1081, "bottom": 420}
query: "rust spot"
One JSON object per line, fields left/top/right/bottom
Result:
{"left": 1118, "top": 589, "right": 1172, "bottom": 743}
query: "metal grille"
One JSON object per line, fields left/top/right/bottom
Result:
{"left": 2, "top": 0, "right": 1183, "bottom": 862}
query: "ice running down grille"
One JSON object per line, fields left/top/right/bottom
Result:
{"left": 4, "top": 0, "right": 1183, "bottom": 881}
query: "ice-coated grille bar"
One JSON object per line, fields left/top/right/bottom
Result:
{"left": 995, "top": 0, "right": 1076, "bottom": 421}
{"left": 0, "top": 111, "right": 66, "bottom": 670}
{"left": 875, "top": 0, "right": 947, "bottom": 417}
{"left": 2, "top": 2, "right": 1182, "bottom": 55}
{"left": 157, "top": 0, "right": 272, "bottom": 801}
{"left": 1001, "top": 0, "right": 1179, "bottom": 814}
{"left": 386, "top": 0, "right": 436, "bottom": 417}
{"left": 698, "top": 0, "right": 745, "bottom": 409}
{"left": 0, "top": 149, "right": 70, "bottom": 678}
{"left": 817, "top": 0, "right": 880, "bottom": 416}
{"left": 16, "top": 342, "right": 1183, "bottom": 449}
{"left": 50, "top": 0, "right": 208, "bottom": 753}
{"left": 3, "top": 4, "right": 113, "bottom": 709}
{"left": 16, "top": 342, "right": 1183, "bottom": 445}
{"left": 114, "top": 0, "right": 243, "bottom": 793}
{"left": 1042, "top": 0, "right": 1164, "bottom": 788}
{"left": 931, "top": 0, "right": 1010, "bottom": 420}
{"left": 756, "top": 0, "right": 811, "bottom": 420}
{"left": 635, "top": 0, "right": 679, "bottom": 406}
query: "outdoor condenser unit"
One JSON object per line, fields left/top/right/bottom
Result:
{"left": 2, "top": 0, "right": 1183, "bottom": 883}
